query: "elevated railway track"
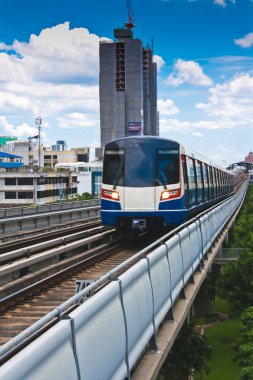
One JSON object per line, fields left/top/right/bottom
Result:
{"left": 0, "top": 175, "right": 248, "bottom": 373}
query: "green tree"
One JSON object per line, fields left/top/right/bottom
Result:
{"left": 233, "top": 307, "right": 253, "bottom": 380}
{"left": 158, "top": 322, "right": 213, "bottom": 380}
{"left": 217, "top": 250, "right": 253, "bottom": 312}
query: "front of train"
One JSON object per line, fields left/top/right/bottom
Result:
{"left": 101, "top": 136, "right": 186, "bottom": 232}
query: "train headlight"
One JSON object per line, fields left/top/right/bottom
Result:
{"left": 161, "top": 190, "right": 170, "bottom": 200}
{"left": 111, "top": 191, "right": 120, "bottom": 200}
{"left": 160, "top": 189, "right": 181, "bottom": 201}
{"left": 101, "top": 189, "right": 120, "bottom": 201}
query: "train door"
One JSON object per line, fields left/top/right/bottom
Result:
{"left": 124, "top": 147, "right": 155, "bottom": 211}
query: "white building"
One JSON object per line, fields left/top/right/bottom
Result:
{"left": 55, "top": 162, "right": 102, "bottom": 198}
{"left": 0, "top": 172, "right": 78, "bottom": 205}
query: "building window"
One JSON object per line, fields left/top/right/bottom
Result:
{"left": 5, "top": 178, "right": 16, "bottom": 186}
{"left": 5, "top": 192, "right": 16, "bottom": 199}
{"left": 17, "top": 178, "right": 33, "bottom": 186}
{"left": 116, "top": 42, "right": 125, "bottom": 91}
{"left": 18, "top": 192, "right": 34, "bottom": 199}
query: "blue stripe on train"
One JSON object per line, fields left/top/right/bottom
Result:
{"left": 101, "top": 199, "right": 121, "bottom": 210}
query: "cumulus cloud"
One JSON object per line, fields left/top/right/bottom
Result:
{"left": 6, "top": 22, "right": 107, "bottom": 83}
{"left": 153, "top": 55, "right": 165, "bottom": 72}
{"left": 0, "top": 116, "right": 39, "bottom": 138}
{"left": 157, "top": 98, "right": 180, "bottom": 115}
{"left": 196, "top": 74, "right": 253, "bottom": 121}
{"left": 213, "top": 0, "right": 226, "bottom": 7}
{"left": 234, "top": 32, "right": 253, "bottom": 48}
{"left": 213, "top": 0, "right": 236, "bottom": 6}
{"left": 57, "top": 112, "right": 98, "bottom": 128}
{"left": 0, "top": 22, "right": 107, "bottom": 142}
{"left": 166, "top": 59, "right": 213, "bottom": 87}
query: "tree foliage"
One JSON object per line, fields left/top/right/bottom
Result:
{"left": 217, "top": 249, "right": 253, "bottom": 311}
{"left": 158, "top": 322, "right": 213, "bottom": 380}
{"left": 233, "top": 307, "right": 253, "bottom": 380}
{"left": 72, "top": 192, "right": 93, "bottom": 201}
{"left": 216, "top": 185, "right": 253, "bottom": 311}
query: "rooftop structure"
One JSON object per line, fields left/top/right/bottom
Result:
{"left": 0, "top": 151, "right": 24, "bottom": 170}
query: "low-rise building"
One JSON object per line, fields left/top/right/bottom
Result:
{"left": 55, "top": 162, "right": 102, "bottom": 198}
{"left": 0, "top": 172, "right": 78, "bottom": 206}
{"left": 0, "top": 152, "right": 24, "bottom": 170}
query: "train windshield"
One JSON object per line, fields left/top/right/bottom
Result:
{"left": 125, "top": 147, "right": 154, "bottom": 187}
{"left": 155, "top": 149, "right": 179, "bottom": 186}
{"left": 103, "top": 150, "right": 124, "bottom": 186}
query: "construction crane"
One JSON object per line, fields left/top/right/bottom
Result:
{"left": 124, "top": 0, "right": 135, "bottom": 29}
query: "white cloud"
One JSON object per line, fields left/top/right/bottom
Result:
{"left": 234, "top": 32, "right": 253, "bottom": 48}
{"left": 8, "top": 22, "right": 107, "bottom": 83}
{"left": 153, "top": 55, "right": 165, "bottom": 72}
{"left": 166, "top": 59, "right": 213, "bottom": 87}
{"left": 196, "top": 74, "right": 253, "bottom": 121}
{"left": 57, "top": 113, "right": 98, "bottom": 128}
{"left": 214, "top": 0, "right": 226, "bottom": 7}
{"left": 213, "top": 0, "right": 236, "bottom": 7}
{"left": 159, "top": 117, "right": 235, "bottom": 133}
{"left": 0, "top": 116, "right": 38, "bottom": 138}
{"left": 157, "top": 98, "right": 179, "bottom": 115}
{"left": 0, "top": 22, "right": 106, "bottom": 141}
{"left": 192, "top": 132, "right": 203, "bottom": 138}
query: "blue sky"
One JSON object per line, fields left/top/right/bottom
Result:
{"left": 0, "top": 0, "right": 253, "bottom": 165}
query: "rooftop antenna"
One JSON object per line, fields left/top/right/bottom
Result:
{"left": 124, "top": 0, "right": 135, "bottom": 29}
{"left": 35, "top": 113, "right": 42, "bottom": 171}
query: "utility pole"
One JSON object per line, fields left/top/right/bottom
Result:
{"left": 35, "top": 114, "right": 42, "bottom": 171}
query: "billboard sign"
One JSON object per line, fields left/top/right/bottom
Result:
{"left": 127, "top": 122, "right": 141, "bottom": 136}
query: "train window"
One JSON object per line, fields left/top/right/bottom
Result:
{"left": 185, "top": 156, "right": 197, "bottom": 206}
{"left": 103, "top": 150, "right": 125, "bottom": 186}
{"left": 155, "top": 149, "right": 179, "bottom": 186}
{"left": 125, "top": 147, "right": 154, "bottom": 187}
{"left": 182, "top": 155, "right": 189, "bottom": 208}
{"left": 195, "top": 161, "right": 203, "bottom": 203}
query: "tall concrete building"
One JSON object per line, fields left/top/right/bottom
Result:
{"left": 99, "top": 26, "right": 158, "bottom": 153}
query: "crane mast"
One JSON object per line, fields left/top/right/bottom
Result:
{"left": 124, "top": 0, "right": 135, "bottom": 29}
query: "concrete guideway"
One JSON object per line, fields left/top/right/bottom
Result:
{"left": 132, "top": 203, "right": 241, "bottom": 380}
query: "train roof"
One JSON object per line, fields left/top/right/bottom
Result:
{"left": 104, "top": 136, "right": 233, "bottom": 175}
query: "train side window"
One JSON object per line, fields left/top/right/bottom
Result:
{"left": 196, "top": 160, "right": 203, "bottom": 204}
{"left": 202, "top": 164, "right": 208, "bottom": 202}
{"left": 103, "top": 150, "right": 125, "bottom": 186}
{"left": 217, "top": 170, "right": 221, "bottom": 196}
{"left": 209, "top": 166, "right": 214, "bottom": 199}
{"left": 215, "top": 169, "right": 219, "bottom": 197}
{"left": 186, "top": 156, "right": 197, "bottom": 206}
{"left": 212, "top": 167, "right": 217, "bottom": 198}
{"left": 181, "top": 155, "right": 189, "bottom": 208}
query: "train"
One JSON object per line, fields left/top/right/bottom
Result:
{"left": 101, "top": 136, "right": 234, "bottom": 232}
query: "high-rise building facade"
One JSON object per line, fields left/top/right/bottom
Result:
{"left": 99, "top": 27, "right": 158, "bottom": 153}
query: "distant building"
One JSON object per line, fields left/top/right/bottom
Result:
{"left": 0, "top": 172, "right": 78, "bottom": 205}
{"left": 0, "top": 152, "right": 24, "bottom": 170}
{"left": 245, "top": 152, "right": 253, "bottom": 164}
{"left": 2, "top": 139, "right": 42, "bottom": 167}
{"left": 0, "top": 136, "right": 18, "bottom": 147}
{"left": 1, "top": 139, "right": 90, "bottom": 169}
{"left": 99, "top": 25, "right": 158, "bottom": 154}
{"left": 55, "top": 162, "right": 102, "bottom": 198}
{"left": 43, "top": 147, "right": 89, "bottom": 169}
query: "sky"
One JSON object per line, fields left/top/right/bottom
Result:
{"left": 0, "top": 0, "right": 253, "bottom": 166}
